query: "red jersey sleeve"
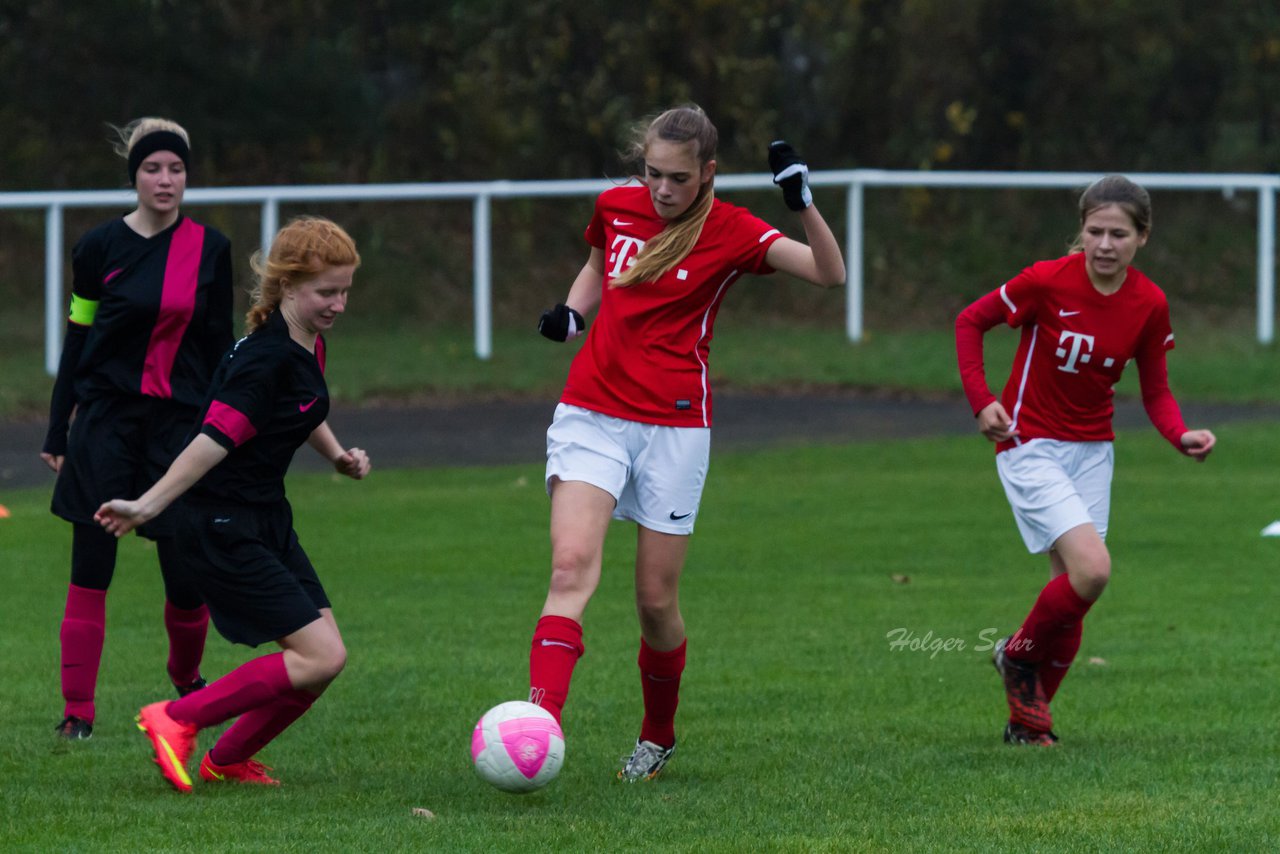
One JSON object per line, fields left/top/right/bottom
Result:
{"left": 954, "top": 264, "right": 1043, "bottom": 415}
{"left": 955, "top": 289, "right": 1006, "bottom": 415}
{"left": 1134, "top": 297, "right": 1188, "bottom": 451}
{"left": 723, "top": 205, "right": 784, "bottom": 275}
{"left": 584, "top": 195, "right": 607, "bottom": 249}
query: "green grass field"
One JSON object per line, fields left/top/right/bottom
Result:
{"left": 2, "top": 421, "right": 1276, "bottom": 852}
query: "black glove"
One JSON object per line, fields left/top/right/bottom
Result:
{"left": 538, "top": 303, "right": 586, "bottom": 342}
{"left": 768, "top": 140, "right": 812, "bottom": 211}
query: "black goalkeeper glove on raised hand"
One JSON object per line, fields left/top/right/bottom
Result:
{"left": 538, "top": 303, "right": 586, "bottom": 342}
{"left": 768, "top": 140, "right": 813, "bottom": 211}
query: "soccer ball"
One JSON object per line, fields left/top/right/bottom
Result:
{"left": 470, "top": 700, "right": 565, "bottom": 793}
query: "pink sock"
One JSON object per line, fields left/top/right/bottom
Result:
{"left": 528, "top": 615, "right": 584, "bottom": 724}
{"left": 638, "top": 637, "right": 686, "bottom": 748}
{"left": 164, "top": 601, "right": 209, "bottom": 686}
{"left": 210, "top": 688, "right": 317, "bottom": 766}
{"left": 168, "top": 652, "right": 292, "bottom": 729}
{"left": 1007, "top": 574, "right": 1093, "bottom": 665}
{"left": 60, "top": 584, "right": 107, "bottom": 722}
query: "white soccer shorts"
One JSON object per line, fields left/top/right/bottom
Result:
{"left": 545, "top": 403, "right": 711, "bottom": 535}
{"left": 995, "top": 438, "right": 1114, "bottom": 554}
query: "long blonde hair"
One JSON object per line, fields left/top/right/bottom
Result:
{"left": 611, "top": 105, "right": 718, "bottom": 288}
{"left": 245, "top": 217, "right": 361, "bottom": 333}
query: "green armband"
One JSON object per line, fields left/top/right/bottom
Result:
{"left": 68, "top": 293, "right": 99, "bottom": 326}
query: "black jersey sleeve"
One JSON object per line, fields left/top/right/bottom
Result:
{"left": 44, "top": 232, "right": 107, "bottom": 455}
{"left": 42, "top": 323, "right": 89, "bottom": 455}
{"left": 69, "top": 231, "right": 106, "bottom": 303}
{"left": 199, "top": 340, "right": 283, "bottom": 451}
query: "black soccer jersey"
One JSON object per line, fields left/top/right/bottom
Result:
{"left": 189, "top": 310, "right": 330, "bottom": 506}
{"left": 69, "top": 215, "right": 233, "bottom": 406}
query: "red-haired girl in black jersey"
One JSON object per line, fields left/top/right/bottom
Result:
{"left": 42, "top": 118, "right": 233, "bottom": 740}
{"left": 530, "top": 105, "right": 845, "bottom": 781}
{"left": 95, "top": 217, "right": 369, "bottom": 792}
{"left": 955, "top": 176, "right": 1216, "bottom": 746}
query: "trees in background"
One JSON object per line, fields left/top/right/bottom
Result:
{"left": 3, "top": 1, "right": 1280, "bottom": 190}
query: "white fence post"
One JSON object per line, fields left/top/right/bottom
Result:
{"left": 473, "top": 192, "right": 492, "bottom": 360}
{"left": 44, "top": 203, "right": 64, "bottom": 375}
{"left": 1258, "top": 185, "right": 1275, "bottom": 345}
{"left": 261, "top": 197, "right": 279, "bottom": 256}
{"left": 846, "top": 180, "right": 864, "bottom": 343}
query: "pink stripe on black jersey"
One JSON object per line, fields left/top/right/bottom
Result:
{"left": 141, "top": 219, "right": 205, "bottom": 398}
{"left": 315, "top": 335, "right": 326, "bottom": 374}
{"left": 205, "top": 400, "right": 258, "bottom": 447}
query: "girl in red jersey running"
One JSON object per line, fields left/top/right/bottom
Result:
{"left": 955, "top": 175, "right": 1216, "bottom": 746}
{"left": 531, "top": 104, "right": 845, "bottom": 781}
{"left": 42, "top": 118, "right": 233, "bottom": 740}
{"left": 96, "top": 217, "right": 369, "bottom": 793}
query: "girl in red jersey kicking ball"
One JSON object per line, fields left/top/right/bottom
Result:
{"left": 531, "top": 104, "right": 845, "bottom": 781}
{"left": 955, "top": 175, "right": 1216, "bottom": 746}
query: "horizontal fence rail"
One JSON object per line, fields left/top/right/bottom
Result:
{"left": 3, "top": 170, "right": 1276, "bottom": 375}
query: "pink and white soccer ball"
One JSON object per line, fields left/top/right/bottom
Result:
{"left": 471, "top": 700, "right": 565, "bottom": 793}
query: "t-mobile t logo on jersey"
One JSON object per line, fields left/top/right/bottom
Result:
{"left": 607, "top": 234, "right": 646, "bottom": 278}
{"left": 1055, "top": 330, "right": 1095, "bottom": 374}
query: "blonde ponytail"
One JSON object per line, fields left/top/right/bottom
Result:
{"left": 610, "top": 104, "right": 719, "bottom": 288}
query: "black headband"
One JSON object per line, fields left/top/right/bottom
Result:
{"left": 127, "top": 130, "right": 191, "bottom": 186}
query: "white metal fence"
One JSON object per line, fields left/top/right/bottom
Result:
{"left": 2, "top": 170, "right": 1276, "bottom": 375}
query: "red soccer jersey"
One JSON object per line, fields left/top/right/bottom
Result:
{"left": 561, "top": 185, "right": 784, "bottom": 427}
{"left": 956, "top": 253, "right": 1188, "bottom": 453}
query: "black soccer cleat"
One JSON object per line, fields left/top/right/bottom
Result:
{"left": 54, "top": 716, "right": 93, "bottom": 740}
{"left": 1004, "top": 722, "right": 1059, "bottom": 747}
{"left": 174, "top": 676, "right": 208, "bottom": 698}
{"left": 992, "top": 635, "right": 1053, "bottom": 731}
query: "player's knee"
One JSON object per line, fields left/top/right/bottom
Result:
{"left": 635, "top": 591, "right": 678, "bottom": 627}
{"left": 548, "top": 549, "right": 598, "bottom": 594}
{"left": 1071, "top": 552, "right": 1111, "bottom": 599}
{"left": 307, "top": 645, "right": 346, "bottom": 686}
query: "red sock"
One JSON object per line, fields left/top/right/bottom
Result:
{"left": 60, "top": 584, "right": 107, "bottom": 722}
{"left": 1007, "top": 574, "right": 1093, "bottom": 665}
{"left": 638, "top": 637, "right": 686, "bottom": 748}
{"left": 164, "top": 601, "right": 209, "bottom": 686}
{"left": 528, "top": 615, "right": 583, "bottom": 724}
{"left": 209, "top": 688, "right": 317, "bottom": 766}
{"left": 168, "top": 652, "right": 293, "bottom": 729}
{"left": 1039, "top": 620, "right": 1083, "bottom": 701}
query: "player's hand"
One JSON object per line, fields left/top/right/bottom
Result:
{"left": 538, "top": 304, "right": 586, "bottom": 342}
{"left": 94, "top": 499, "right": 150, "bottom": 538}
{"left": 768, "top": 140, "right": 812, "bottom": 211}
{"left": 976, "top": 401, "right": 1018, "bottom": 442}
{"left": 40, "top": 452, "right": 64, "bottom": 474}
{"left": 1180, "top": 429, "right": 1216, "bottom": 461}
{"left": 334, "top": 447, "right": 371, "bottom": 479}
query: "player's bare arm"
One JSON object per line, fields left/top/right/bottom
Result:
{"left": 94, "top": 434, "right": 227, "bottom": 537}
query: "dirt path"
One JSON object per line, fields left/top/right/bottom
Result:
{"left": 2, "top": 392, "right": 1275, "bottom": 492}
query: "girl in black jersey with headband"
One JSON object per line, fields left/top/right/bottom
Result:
{"left": 96, "top": 216, "right": 369, "bottom": 793}
{"left": 43, "top": 117, "right": 233, "bottom": 740}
